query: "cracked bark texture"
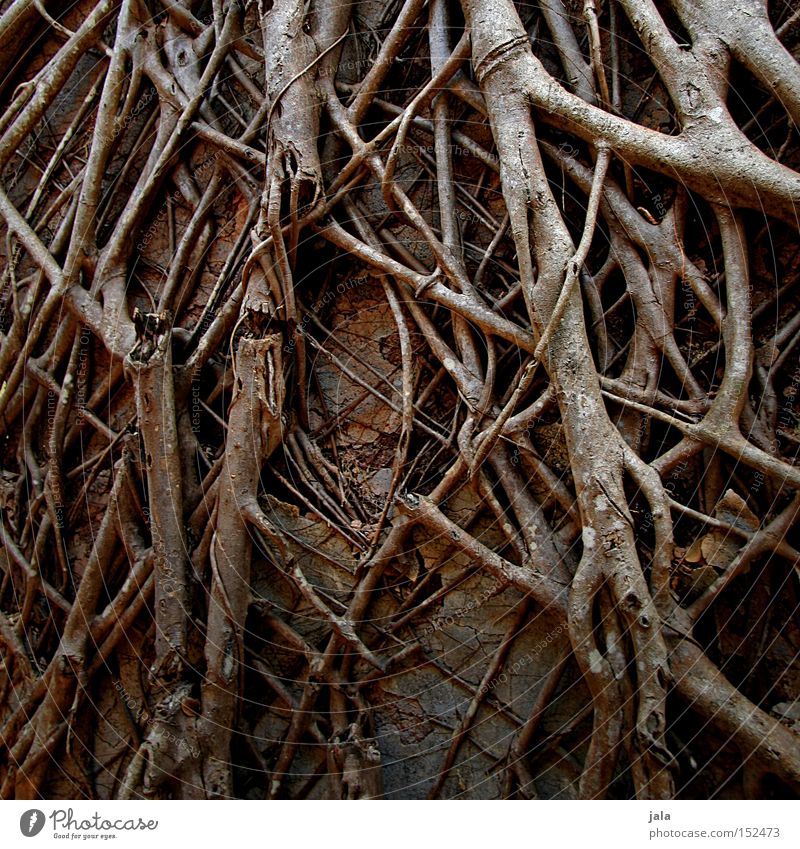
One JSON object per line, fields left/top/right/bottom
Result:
{"left": 0, "top": 0, "right": 799, "bottom": 800}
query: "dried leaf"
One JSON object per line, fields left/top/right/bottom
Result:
{"left": 714, "top": 489, "right": 759, "bottom": 532}
{"left": 700, "top": 530, "right": 739, "bottom": 570}
{"left": 684, "top": 538, "right": 705, "bottom": 564}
